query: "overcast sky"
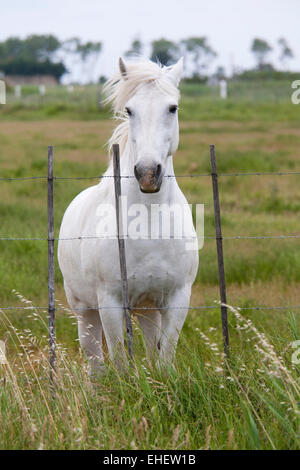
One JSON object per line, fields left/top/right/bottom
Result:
{"left": 1, "top": 0, "right": 300, "bottom": 82}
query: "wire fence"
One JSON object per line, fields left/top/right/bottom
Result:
{"left": 0, "top": 160, "right": 300, "bottom": 313}
{"left": 1, "top": 139, "right": 300, "bottom": 379}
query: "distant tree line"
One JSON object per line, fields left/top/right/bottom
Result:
{"left": 251, "top": 37, "right": 294, "bottom": 69}
{"left": 124, "top": 36, "right": 296, "bottom": 83}
{"left": 234, "top": 37, "right": 295, "bottom": 80}
{"left": 0, "top": 34, "right": 296, "bottom": 83}
{"left": 1, "top": 59, "right": 66, "bottom": 80}
{"left": 125, "top": 36, "right": 217, "bottom": 79}
{"left": 0, "top": 35, "right": 102, "bottom": 81}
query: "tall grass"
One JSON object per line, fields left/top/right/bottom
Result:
{"left": 0, "top": 293, "right": 299, "bottom": 450}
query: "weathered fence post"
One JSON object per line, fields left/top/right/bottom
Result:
{"left": 112, "top": 144, "right": 134, "bottom": 360}
{"left": 210, "top": 144, "right": 230, "bottom": 358}
{"left": 48, "top": 145, "right": 56, "bottom": 394}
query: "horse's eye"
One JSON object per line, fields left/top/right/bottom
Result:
{"left": 125, "top": 107, "right": 132, "bottom": 116}
{"left": 169, "top": 105, "right": 178, "bottom": 114}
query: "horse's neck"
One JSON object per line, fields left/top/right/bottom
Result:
{"left": 120, "top": 147, "right": 177, "bottom": 205}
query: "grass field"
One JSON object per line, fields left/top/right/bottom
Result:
{"left": 0, "top": 82, "right": 300, "bottom": 449}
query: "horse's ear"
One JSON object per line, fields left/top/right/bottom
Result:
{"left": 166, "top": 57, "right": 183, "bottom": 86}
{"left": 119, "top": 57, "right": 128, "bottom": 80}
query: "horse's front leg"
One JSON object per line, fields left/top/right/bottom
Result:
{"left": 77, "top": 309, "right": 105, "bottom": 377}
{"left": 98, "top": 293, "right": 127, "bottom": 371}
{"left": 159, "top": 285, "right": 191, "bottom": 367}
{"left": 64, "top": 283, "right": 105, "bottom": 377}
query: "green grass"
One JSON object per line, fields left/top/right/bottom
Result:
{"left": 1, "top": 301, "right": 299, "bottom": 449}
{"left": 181, "top": 79, "right": 297, "bottom": 102}
{"left": 1, "top": 80, "right": 300, "bottom": 122}
{"left": 0, "top": 82, "right": 300, "bottom": 449}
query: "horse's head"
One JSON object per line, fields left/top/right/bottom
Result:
{"left": 119, "top": 58, "right": 183, "bottom": 193}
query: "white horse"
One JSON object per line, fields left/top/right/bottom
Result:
{"left": 58, "top": 58, "right": 199, "bottom": 375}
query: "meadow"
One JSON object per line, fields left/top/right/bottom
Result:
{"left": 0, "top": 81, "right": 300, "bottom": 449}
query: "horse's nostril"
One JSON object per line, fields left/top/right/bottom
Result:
{"left": 156, "top": 164, "right": 162, "bottom": 179}
{"left": 134, "top": 163, "right": 161, "bottom": 187}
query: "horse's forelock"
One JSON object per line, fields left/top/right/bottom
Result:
{"left": 104, "top": 59, "right": 178, "bottom": 112}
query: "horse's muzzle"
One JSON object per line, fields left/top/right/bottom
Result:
{"left": 134, "top": 163, "right": 163, "bottom": 193}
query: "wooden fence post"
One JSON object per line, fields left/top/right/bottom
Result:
{"left": 210, "top": 144, "right": 230, "bottom": 358}
{"left": 112, "top": 144, "right": 134, "bottom": 360}
{"left": 48, "top": 145, "right": 56, "bottom": 393}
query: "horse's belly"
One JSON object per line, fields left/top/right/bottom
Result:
{"left": 127, "top": 274, "right": 177, "bottom": 308}
{"left": 124, "top": 239, "right": 197, "bottom": 304}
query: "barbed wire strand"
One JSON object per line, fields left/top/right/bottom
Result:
{"left": 1, "top": 170, "right": 300, "bottom": 181}
{"left": 0, "top": 234, "right": 299, "bottom": 241}
{"left": 1, "top": 304, "right": 300, "bottom": 311}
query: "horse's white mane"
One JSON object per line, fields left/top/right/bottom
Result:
{"left": 103, "top": 59, "right": 180, "bottom": 157}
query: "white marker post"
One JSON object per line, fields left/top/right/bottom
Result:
{"left": 220, "top": 79, "right": 227, "bottom": 99}
{"left": 15, "top": 85, "right": 21, "bottom": 98}
{"left": 0, "top": 80, "right": 5, "bottom": 104}
{"left": 15, "top": 85, "right": 22, "bottom": 98}
{"left": 39, "top": 84, "right": 46, "bottom": 96}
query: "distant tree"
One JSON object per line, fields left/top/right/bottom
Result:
{"left": 124, "top": 38, "right": 143, "bottom": 58}
{"left": 0, "top": 35, "right": 61, "bottom": 62}
{"left": 0, "top": 35, "right": 103, "bottom": 83}
{"left": 23, "top": 35, "right": 61, "bottom": 61}
{"left": 98, "top": 75, "right": 107, "bottom": 84}
{"left": 76, "top": 41, "right": 102, "bottom": 62}
{"left": 0, "top": 35, "right": 66, "bottom": 80}
{"left": 62, "top": 38, "right": 102, "bottom": 82}
{"left": 150, "top": 38, "right": 179, "bottom": 65}
{"left": 180, "top": 37, "right": 216, "bottom": 77}
{"left": 278, "top": 37, "right": 293, "bottom": 69}
{"left": 215, "top": 65, "right": 226, "bottom": 80}
{"left": 0, "top": 59, "right": 66, "bottom": 79}
{"left": 0, "top": 37, "right": 24, "bottom": 61}
{"left": 61, "top": 37, "right": 81, "bottom": 55}
{"left": 77, "top": 41, "right": 102, "bottom": 82}
{"left": 251, "top": 38, "right": 272, "bottom": 69}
